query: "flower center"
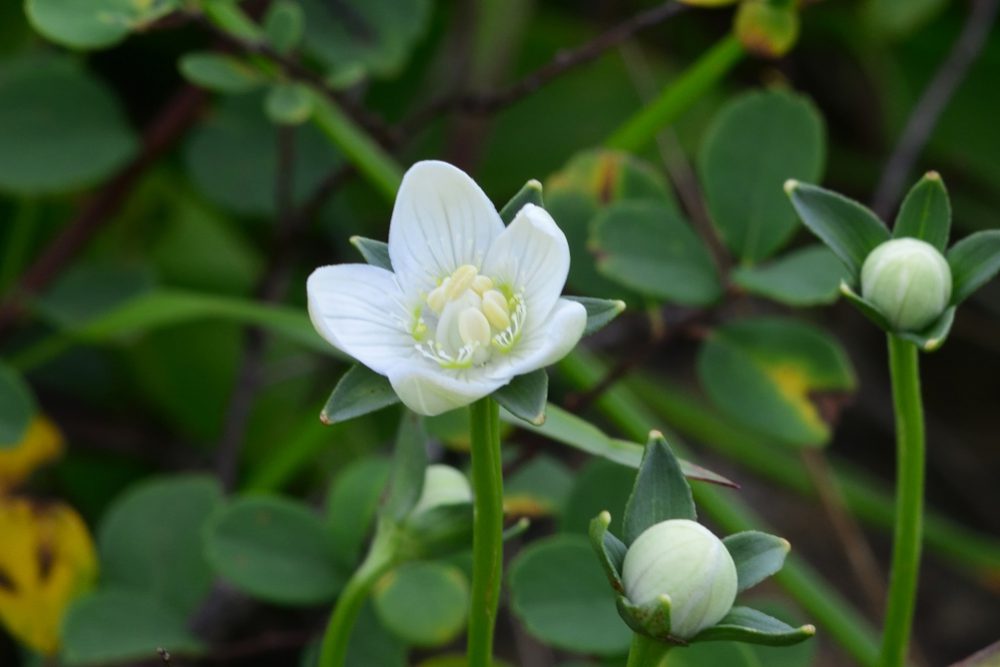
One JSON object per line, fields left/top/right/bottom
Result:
{"left": 411, "top": 264, "right": 525, "bottom": 369}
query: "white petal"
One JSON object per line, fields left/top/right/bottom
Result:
{"left": 388, "top": 161, "right": 504, "bottom": 294}
{"left": 481, "top": 203, "right": 571, "bottom": 322}
{"left": 387, "top": 362, "right": 507, "bottom": 417}
{"left": 307, "top": 264, "right": 415, "bottom": 375}
{"left": 503, "top": 298, "right": 586, "bottom": 376}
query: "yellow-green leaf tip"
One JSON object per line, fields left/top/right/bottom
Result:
{"left": 802, "top": 624, "right": 817, "bottom": 636}
{"left": 925, "top": 170, "right": 941, "bottom": 181}
{"left": 779, "top": 538, "right": 791, "bottom": 553}
{"left": 783, "top": 179, "right": 799, "bottom": 195}
{"left": 597, "top": 510, "right": 612, "bottom": 526}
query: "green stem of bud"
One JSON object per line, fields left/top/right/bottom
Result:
{"left": 626, "top": 633, "right": 671, "bottom": 667}
{"left": 317, "top": 521, "right": 398, "bottom": 667}
{"left": 880, "top": 335, "right": 926, "bottom": 667}
{"left": 467, "top": 397, "right": 504, "bottom": 667}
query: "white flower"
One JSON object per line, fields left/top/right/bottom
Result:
{"left": 307, "top": 161, "right": 587, "bottom": 416}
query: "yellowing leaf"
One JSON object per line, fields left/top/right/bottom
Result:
{"left": 0, "top": 417, "right": 63, "bottom": 491}
{"left": 0, "top": 497, "right": 97, "bottom": 655}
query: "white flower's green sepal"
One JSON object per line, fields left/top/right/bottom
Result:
{"left": 493, "top": 369, "right": 548, "bottom": 425}
{"left": 348, "top": 235, "right": 392, "bottom": 270}
{"left": 589, "top": 510, "right": 626, "bottom": 593}
{"left": 500, "top": 179, "right": 544, "bottom": 224}
{"left": 320, "top": 364, "right": 399, "bottom": 425}
{"left": 623, "top": 519, "right": 738, "bottom": 639}
{"left": 565, "top": 296, "right": 627, "bottom": 335}
{"left": 861, "top": 238, "right": 952, "bottom": 332}
{"left": 409, "top": 464, "right": 472, "bottom": 517}
{"left": 617, "top": 593, "right": 675, "bottom": 642}
{"left": 691, "top": 606, "right": 816, "bottom": 646}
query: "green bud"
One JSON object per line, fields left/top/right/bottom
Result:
{"left": 861, "top": 238, "right": 952, "bottom": 332}
{"left": 410, "top": 464, "right": 472, "bottom": 516}
{"left": 622, "top": 519, "right": 737, "bottom": 639}
{"left": 735, "top": 0, "right": 799, "bottom": 58}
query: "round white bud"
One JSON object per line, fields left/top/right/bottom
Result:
{"left": 861, "top": 238, "right": 952, "bottom": 332}
{"left": 622, "top": 519, "right": 738, "bottom": 639}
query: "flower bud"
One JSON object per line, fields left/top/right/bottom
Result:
{"left": 410, "top": 464, "right": 472, "bottom": 516}
{"left": 622, "top": 519, "right": 737, "bottom": 639}
{"left": 861, "top": 238, "right": 952, "bottom": 332}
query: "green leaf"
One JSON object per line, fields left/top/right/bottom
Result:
{"left": 509, "top": 404, "right": 737, "bottom": 487}
{"left": 26, "top": 0, "right": 178, "bottom": 50}
{"left": 0, "top": 362, "right": 37, "bottom": 448}
{"left": 350, "top": 235, "right": 393, "bottom": 270}
{"left": 564, "top": 296, "right": 626, "bottom": 335}
{"left": 300, "top": 0, "right": 433, "bottom": 80}
{"left": 588, "top": 511, "right": 626, "bottom": 592}
{"left": 893, "top": 171, "right": 950, "bottom": 251}
{"left": 896, "top": 306, "right": 956, "bottom": 352}
{"left": 731, "top": 245, "right": 847, "bottom": 306}
{"left": 265, "top": 82, "right": 314, "bottom": 125}
{"left": 784, "top": 181, "right": 890, "bottom": 280}
{"left": 622, "top": 433, "right": 696, "bottom": 544}
{"left": 205, "top": 495, "right": 344, "bottom": 605}
{"left": 947, "top": 230, "right": 1000, "bottom": 305}
{"left": 373, "top": 561, "right": 469, "bottom": 647}
{"left": 592, "top": 201, "right": 722, "bottom": 306}
{"left": 499, "top": 179, "right": 544, "bottom": 224}
{"left": 691, "top": 606, "right": 816, "bottom": 646}
{"left": 61, "top": 589, "right": 204, "bottom": 666}
{"left": 616, "top": 592, "right": 672, "bottom": 640}
{"left": 321, "top": 364, "right": 399, "bottom": 425}
{"left": 383, "top": 411, "right": 429, "bottom": 521}
{"left": 866, "top": 0, "right": 947, "bottom": 37}
{"left": 700, "top": 90, "right": 825, "bottom": 262}
{"left": 545, "top": 149, "right": 680, "bottom": 300}
{"left": 179, "top": 52, "right": 263, "bottom": 94}
{"left": 184, "top": 94, "right": 340, "bottom": 216}
{"left": 697, "top": 317, "right": 856, "bottom": 447}
{"left": 326, "top": 457, "right": 391, "bottom": 569}
{"left": 722, "top": 531, "right": 790, "bottom": 593}
{"left": 264, "top": 0, "right": 305, "bottom": 54}
{"left": 493, "top": 370, "right": 548, "bottom": 425}
{"left": 509, "top": 534, "right": 632, "bottom": 655}
{"left": 98, "top": 475, "right": 222, "bottom": 616}
{"left": 0, "top": 56, "right": 137, "bottom": 194}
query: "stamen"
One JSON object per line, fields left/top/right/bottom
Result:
{"left": 482, "top": 290, "right": 511, "bottom": 330}
{"left": 459, "top": 308, "right": 491, "bottom": 347}
{"left": 472, "top": 275, "right": 494, "bottom": 294}
{"left": 445, "top": 264, "right": 478, "bottom": 300}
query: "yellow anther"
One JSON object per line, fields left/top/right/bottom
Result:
{"left": 426, "top": 284, "right": 448, "bottom": 314}
{"left": 458, "top": 308, "right": 491, "bottom": 348}
{"left": 472, "top": 275, "right": 494, "bottom": 294}
{"left": 445, "top": 265, "right": 479, "bottom": 300}
{"left": 412, "top": 320, "right": 428, "bottom": 341}
{"left": 482, "top": 290, "right": 511, "bottom": 331}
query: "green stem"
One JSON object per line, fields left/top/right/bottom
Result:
{"left": 626, "top": 634, "right": 670, "bottom": 667}
{"left": 318, "top": 522, "right": 397, "bottom": 667}
{"left": 558, "top": 350, "right": 881, "bottom": 667}
{"left": 606, "top": 35, "right": 745, "bottom": 151}
{"left": 467, "top": 397, "right": 504, "bottom": 667}
{"left": 310, "top": 94, "right": 404, "bottom": 201}
{"left": 880, "top": 336, "right": 925, "bottom": 667}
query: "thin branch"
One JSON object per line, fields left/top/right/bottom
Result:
{"left": 0, "top": 85, "right": 208, "bottom": 333}
{"left": 871, "top": 0, "right": 1000, "bottom": 218}
{"left": 400, "top": 1, "right": 688, "bottom": 133}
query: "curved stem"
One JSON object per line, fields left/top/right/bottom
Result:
{"left": 626, "top": 634, "right": 670, "bottom": 667}
{"left": 467, "top": 397, "right": 504, "bottom": 667}
{"left": 318, "top": 523, "right": 397, "bottom": 667}
{"left": 880, "top": 335, "right": 926, "bottom": 667}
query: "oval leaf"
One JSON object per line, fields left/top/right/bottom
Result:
{"left": 179, "top": 52, "right": 263, "bottom": 94}
{"left": 373, "top": 562, "right": 469, "bottom": 647}
{"left": 700, "top": 90, "right": 825, "bottom": 262}
{"left": 0, "top": 363, "right": 37, "bottom": 448}
{"left": 205, "top": 495, "right": 343, "bottom": 605}
{"left": 321, "top": 364, "right": 400, "bottom": 426}
{"left": 731, "top": 245, "right": 847, "bottom": 306}
{"left": 697, "top": 317, "right": 856, "bottom": 447}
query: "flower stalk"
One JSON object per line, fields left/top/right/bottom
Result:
{"left": 318, "top": 522, "right": 398, "bottom": 667}
{"left": 880, "top": 335, "right": 926, "bottom": 667}
{"left": 626, "top": 634, "right": 672, "bottom": 667}
{"left": 467, "top": 397, "right": 504, "bottom": 667}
